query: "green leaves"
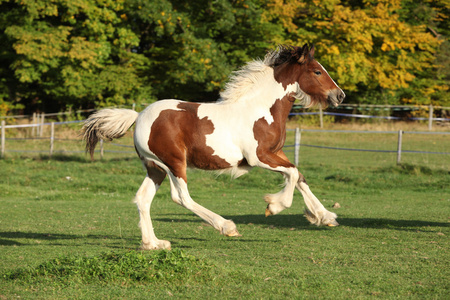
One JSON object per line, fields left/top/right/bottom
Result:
{"left": 0, "top": 0, "right": 447, "bottom": 114}
{"left": 1, "top": 0, "right": 145, "bottom": 111}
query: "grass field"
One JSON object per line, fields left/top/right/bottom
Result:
{"left": 0, "top": 128, "right": 449, "bottom": 299}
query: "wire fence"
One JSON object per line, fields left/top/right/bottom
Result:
{"left": 291, "top": 104, "right": 450, "bottom": 130}
{"left": 2, "top": 103, "right": 449, "bottom": 127}
{"left": 2, "top": 119, "right": 449, "bottom": 168}
{"left": 286, "top": 128, "right": 450, "bottom": 166}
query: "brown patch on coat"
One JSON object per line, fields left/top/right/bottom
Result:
{"left": 253, "top": 95, "right": 295, "bottom": 169}
{"left": 134, "top": 145, "right": 166, "bottom": 185}
{"left": 145, "top": 160, "right": 167, "bottom": 185}
{"left": 148, "top": 102, "right": 231, "bottom": 182}
{"left": 135, "top": 147, "right": 167, "bottom": 185}
{"left": 297, "top": 171, "right": 307, "bottom": 184}
{"left": 237, "top": 158, "right": 249, "bottom": 167}
{"left": 273, "top": 60, "right": 305, "bottom": 91}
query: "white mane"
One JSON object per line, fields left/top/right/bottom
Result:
{"left": 219, "top": 49, "right": 311, "bottom": 106}
{"left": 219, "top": 59, "right": 272, "bottom": 103}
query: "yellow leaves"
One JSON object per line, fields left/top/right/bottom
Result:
{"left": 7, "top": 25, "right": 71, "bottom": 65}
{"left": 20, "top": 0, "right": 59, "bottom": 17}
{"left": 372, "top": 56, "right": 417, "bottom": 90}
{"left": 327, "top": 45, "right": 340, "bottom": 55}
{"left": 314, "top": 0, "right": 341, "bottom": 11}
{"left": 288, "top": 0, "right": 441, "bottom": 94}
{"left": 264, "top": 0, "right": 306, "bottom": 32}
{"left": 0, "top": 102, "right": 10, "bottom": 117}
{"left": 67, "top": 37, "right": 101, "bottom": 64}
{"left": 210, "top": 81, "right": 221, "bottom": 88}
{"left": 381, "top": 42, "right": 395, "bottom": 52}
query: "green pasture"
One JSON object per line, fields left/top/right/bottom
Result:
{"left": 0, "top": 130, "right": 449, "bottom": 299}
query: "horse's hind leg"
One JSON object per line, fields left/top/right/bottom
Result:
{"left": 296, "top": 173, "right": 339, "bottom": 227}
{"left": 134, "top": 162, "right": 170, "bottom": 250}
{"left": 167, "top": 173, "right": 241, "bottom": 237}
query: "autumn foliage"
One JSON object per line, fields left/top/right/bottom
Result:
{"left": 0, "top": 0, "right": 448, "bottom": 115}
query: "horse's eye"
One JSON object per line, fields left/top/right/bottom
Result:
{"left": 314, "top": 70, "right": 322, "bottom": 76}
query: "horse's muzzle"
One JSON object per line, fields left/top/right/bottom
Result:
{"left": 328, "top": 89, "right": 345, "bottom": 107}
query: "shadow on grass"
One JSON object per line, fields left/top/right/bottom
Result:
{"left": 339, "top": 217, "right": 449, "bottom": 231}
{"left": 38, "top": 154, "right": 90, "bottom": 162}
{"left": 157, "top": 213, "right": 449, "bottom": 232}
{"left": 2, "top": 215, "right": 447, "bottom": 247}
{"left": 230, "top": 214, "right": 449, "bottom": 231}
{"left": 34, "top": 154, "right": 138, "bottom": 163}
{"left": 0, "top": 231, "right": 138, "bottom": 247}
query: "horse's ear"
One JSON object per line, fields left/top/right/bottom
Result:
{"left": 297, "top": 44, "right": 310, "bottom": 64}
{"left": 309, "top": 44, "right": 315, "bottom": 59}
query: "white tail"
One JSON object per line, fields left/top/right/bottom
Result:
{"left": 82, "top": 109, "right": 139, "bottom": 159}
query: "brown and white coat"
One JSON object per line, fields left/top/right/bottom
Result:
{"left": 83, "top": 45, "right": 345, "bottom": 250}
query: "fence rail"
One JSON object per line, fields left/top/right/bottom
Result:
{"left": 2, "top": 120, "right": 448, "bottom": 167}
{"left": 286, "top": 128, "right": 450, "bottom": 165}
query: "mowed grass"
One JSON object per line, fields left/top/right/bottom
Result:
{"left": 0, "top": 129, "right": 449, "bottom": 299}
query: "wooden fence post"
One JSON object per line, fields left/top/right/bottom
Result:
{"left": 428, "top": 105, "right": 433, "bottom": 131}
{"left": 40, "top": 113, "right": 45, "bottom": 137}
{"left": 32, "top": 112, "right": 36, "bottom": 136}
{"left": 294, "top": 127, "right": 301, "bottom": 166}
{"left": 49, "top": 122, "right": 54, "bottom": 158}
{"left": 397, "top": 130, "right": 403, "bottom": 165}
{"left": 1, "top": 120, "right": 5, "bottom": 158}
{"left": 319, "top": 106, "right": 323, "bottom": 128}
{"left": 35, "top": 113, "right": 40, "bottom": 137}
{"left": 100, "top": 138, "right": 104, "bottom": 159}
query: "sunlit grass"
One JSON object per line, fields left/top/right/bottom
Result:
{"left": 0, "top": 126, "right": 449, "bottom": 298}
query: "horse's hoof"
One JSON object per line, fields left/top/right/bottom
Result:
{"left": 222, "top": 220, "right": 241, "bottom": 237}
{"left": 139, "top": 240, "right": 171, "bottom": 250}
{"left": 265, "top": 207, "right": 272, "bottom": 217}
{"left": 327, "top": 220, "right": 339, "bottom": 227}
{"left": 225, "top": 229, "right": 242, "bottom": 237}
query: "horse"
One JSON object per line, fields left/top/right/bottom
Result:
{"left": 82, "top": 44, "right": 345, "bottom": 250}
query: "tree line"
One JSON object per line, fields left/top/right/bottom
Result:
{"left": 0, "top": 0, "right": 448, "bottom": 116}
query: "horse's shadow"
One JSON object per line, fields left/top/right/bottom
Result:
{"left": 1, "top": 215, "right": 446, "bottom": 247}
{"left": 35, "top": 154, "right": 137, "bottom": 163}
{"left": 0, "top": 231, "right": 137, "bottom": 247}
{"left": 156, "top": 213, "right": 449, "bottom": 232}
{"left": 233, "top": 214, "right": 448, "bottom": 231}
{"left": 335, "top": 217, "right": 448, "bottom": 231}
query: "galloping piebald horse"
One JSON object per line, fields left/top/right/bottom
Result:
{"left": 83, "top": 45, "right": 345, "bottom": 250}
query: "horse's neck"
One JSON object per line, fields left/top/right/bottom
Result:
{"left": 217, "top": 90, "right": 294, "bottom": 129}
{"left": 234, "top": 76, "right": 296, "bottom": 109}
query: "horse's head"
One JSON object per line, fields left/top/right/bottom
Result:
{"left": 270, "top": 45, "right": 345, "bottom": 107}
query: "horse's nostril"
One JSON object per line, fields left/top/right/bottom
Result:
{"left": 338, "top": 92, "right": 345, "bottom": 102}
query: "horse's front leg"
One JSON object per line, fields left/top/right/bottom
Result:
{"left": 296, "top": 172, "right": 339, "bottom": 226}
{"left": 255, "top": 150, "right": 299, "bottom": 216}
{"left": 264, "top": 167, "right": 299, "bottom": 216}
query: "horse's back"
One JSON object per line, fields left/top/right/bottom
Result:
{"left": 134, "top": 99, "right": 246, "bottom": 172}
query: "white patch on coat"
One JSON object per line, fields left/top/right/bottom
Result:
{"left": 198, "top": 66, "right": 299, "bottom": 169}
